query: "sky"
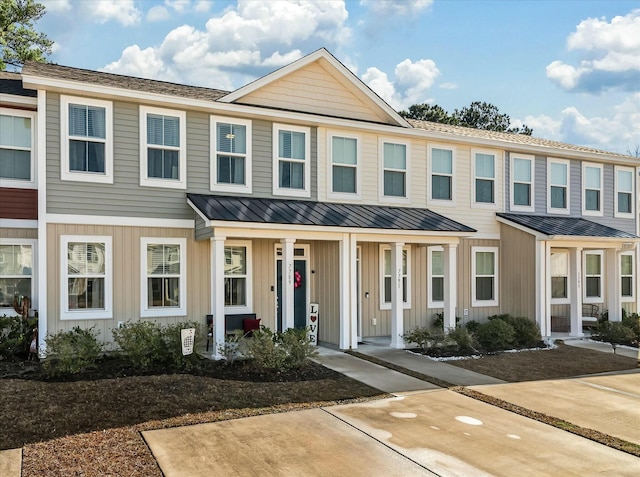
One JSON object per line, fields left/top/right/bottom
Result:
{"left": 35, "top": 0, "right": 640, "bottom": 155}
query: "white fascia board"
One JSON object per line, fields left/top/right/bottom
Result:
{"left": 548, "top": 236, "right": 640, "bottom": 244}
{"left": 46, "top": 214, "right": 193, "bottom": 228}
{"left": 187, "top": 199, "right": 211, "bottom": 226}
{"left": 0, "top": 93, "right": 37, "bottom": 107}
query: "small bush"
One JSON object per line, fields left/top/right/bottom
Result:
{"left": 218, "top": 330, "right": 246, "bottom": 365}
{"left": 501, "top": 315, "right": 541, "bottom": 348}
{"left": 43, "top": 326, "right": 102, "bottom": 377}
{"left": 280, "top": 327, "right": 319, "bottom": 369}
{"left": 475, "top": 319, "right": 515, "bottom": 352}
{"left": 594, "top": 321, "right": 637, "bottom": 351}
{"left": 621, "top": 313, "right": 640, "bottom": 342}
{"left": 0, "top": 314, "right": 38, "bottom": 359}
{"left": 245, "top": 327, "right": 287, "bottom": 371}
{"left": 446, "top": 326, "right": 478, "bottom": 354}
{"left": 464, "top": 320, "right": 480, "bottom": 334}
{"left": 403, "top": 327, "right": 433, "bottom": 353}
{"left": 112, "top": 321, "right": 166, "bottom": 369}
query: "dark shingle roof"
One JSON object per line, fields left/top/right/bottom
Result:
{"left": 21, "top": 62, "right": 229, "bottom": 101}
{"left": 0, "top": 71, "right": 36, "bottom": 97}
{"left": 497, "top": 213, "right": 639, "bottom": 239}
{"left": 188, "top": 194, "right": 476, "bottom": 233}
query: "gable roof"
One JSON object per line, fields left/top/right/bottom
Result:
{"left": 188, "top": 194, "right": 476, "bottom": 234}
{"left": 497, "top": 213, "right": 639, "bottom": 240}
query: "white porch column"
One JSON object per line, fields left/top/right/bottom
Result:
{"left": 443, "top": 243, "right": 457, "bottom": 331}
{"left": 390, "top": 242, "right": 405, "bottom": 348}
{"left": 569, "top": 247, "right": 583, "bottom": 337}
{"left": 210, "top": 235, "right": 226, "bottom": 359}
{"left": 606, "top": 248, "right": 622, "bottom": 322}
{"left": 339, "top": 233, "right": 352, "bottom": 350}
{"left": 281, "top": 238, "right": 296, "bottom": 330}
{"left": 536, "top": 241, "right": 550, "bottom": 338}
{"left": 349, "top": 234, "right": 358, "bottom": 349}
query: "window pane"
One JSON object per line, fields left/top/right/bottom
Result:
{"left": 384, "top": 170, "right": 405, "bottom": 197}
{"left": 86, "top": 106, "right": 105, "bottom": 139}
{"left": 432, "top": 175, "right": 451, "bottom": 200}
{"left": 618, "top": 170, "right": 632, "bottom": 192}
{"left": 0, "top": 244, "right": 32, "bottom": 276}
{"left": 622, "top": 277, "right": 632, "bottom": 297}
{"left": 475, "top": 153, "right": 494, "bottom": 178}
{"left": 384, "top": 276, "right": 391, "bottom": 303}
{"left": 585, "top": 167, "right": 600, "bottom": 189}
{"left": 550, "top": 252, "right": 568, "bottom": 275}
{"left": 87, "top": 142, "right": 105, "bottom": 173}
{"left": 218, "top": 156, "right": 245, "bottom": 185}
{"left": 476, "top": 178, "right": 494, "bottom": 203}
{"left": 383, "top": 249, "right": 391, "bottom": 275}
{"left": 218, "top": 123, "right": 246, "bottom": 154}
{"left": 585, "top": 254, "right": 601, "bottom": 275}
{"left": 585, "top": 189, "right": 600, "bottom": 211}
{"left": 279, "top": 160, "right": 304, "bottom": 189}
{"left": 431, "top": 250, "right": 444, "bottom": 276}
{"left": 0, "top": 149, "right": 30, "bottom": 180}
{"left": 383, "top": 143, "right": 406, "bottom": 169}
{"left": 432, "top": 277, "right": 444, "bottom": 302}
{"left": 476, "top": 277, "right": 494, "bottom": 300}
{"left": 550, "top": 162, "right": 567, "bottom": 185}
{"left": 476, "top": 251, "right": 494, "bottom": 275}
{"left": 163, "top": 116, "right": 180, "bottom": 147}
{"left": 551, "top": 277, "right": 567, "bottom": 299}
{"left": 586, "top": 277, "right": 600, "bottom": 298}
{"left": 225, "top": 277, "right": 246, "bottom": 306}
{"left": 432, "top": 148, "right": 452, "bottom": 174}
{"left": 68, "top": 242, "right": 105, "bottom": 275}
{"left": 0, "top": 115, "right": 31, "bottom": 148}
{"left": 0, "top": 278, "right": 30, "bottom": 307}
{"left": 69, "top": 104, "right": 87, "bottom": 137}
{"left": 513, "top": 158, "right": 531, "bottom": 182}
{"left": 514, "top": 183, "right": 531, "bottom": 206}
{"left": 69, "top": 277, "right": 104, "bottom": 309}
{"left": 148, "top": 149, "right": 179, "bottom": 179}
{"left": 147, "top": 114, "right": 164, "bottom": 145}
{"left": 333, "top": 137, "right": 357, "bottom": 165}
{"left": 550, "top": 186, "right": 566, "bottom": 209}
{"left": 224, "top": 247, "right": 246, "bottom": 275}
{"left": 618, "top": 192, "right": 631, "bottom": 214}
{"left": 333, "top": 165, "right": 356, "bottom": 193}
{"left": 279, "top": 130, "right": 305, "bottom": 159}
{"left": 621, "top": 255, "right": 633, "bottom": 275}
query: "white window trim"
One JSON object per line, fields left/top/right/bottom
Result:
{"left": 547, "top": 158, "right": 570, "bottom": 215}
{"left": 614, "top": 165, "right": 635, "bottom": 219}
{"left": 139, "top": 105, "right": 187, "bottom": 189}
{"left": 0, "top": 238, "right": 37, "bottom": 316}
{"left": 621, "top": 251, "right": 635, "bottom": 303}
{"left": 471, "top": 149, "right": 499, "bottom": 210}
{"left": 210, "top": 115, "right": 252, "bottom": 194}
{"left": 510, "top": 153, "right": 535, "bottom": 212}
{"left": 428, "top": 143, "right": 456, "bottom": 206}
{"left": 582, "top": 162, "right": 603, "bottom": 217}
{"left": 583, "top": 250, "right": 604, "bottom": 304}
{"left": 378, "top": 138, "right": 411, "bottom": 204}
{"left": 327, "top": 131, "right": 361, "bottom": 200}
{"left": 550, "top": 249, "right": 570, "bottom": 305}
{"left": 140, "top": 237, "right": 187, "bottom": 318}
{"left": 225, "top": 240, "right": 253, "bottom": 314}
{"left": 272, "top": 123, "right": 311, "bottom": 198}
{"left": 472, "top": 246, "right": 499, "bottom": 307}
{"left": 60, "top": 96, "right": 113, "bottom": 184}
{"left": 379, "top": 244, "right": 411, "bottom": 310}
{"left": 427, "top": 246, "right": 444, "bottom": 308}
{"left": 0, "top": 108, "right": 37, "bottom": 188}
{"left": 60, "top": 235, "right": 112, "bottom": 320}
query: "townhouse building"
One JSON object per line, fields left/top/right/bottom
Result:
{"left": 1, "top": 49, "right": 638, "bottom": 358}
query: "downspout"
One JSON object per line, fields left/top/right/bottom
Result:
{"left": 36, "top": 90, "right": 47, "bottom": 357}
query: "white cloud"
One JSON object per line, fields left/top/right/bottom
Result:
{"left": 547, "top": 9, "right": 640, "bottom": 92}
{"left": 360, "top": 0, "right": 433, "bottom": 16}
{"left": 41, "top": 0, "right": 71, "bottom": 12}
{"left": 43, "top": 0, "right": 141, "bottom": 26}
{"left": 165, "top": 0, "right": 191, "bottom": 13}
{"left": 194, "top": 1, "right": 212, "bottom": 13}
{"left": 147, "top": 5, "right": 170, "bottom": 22}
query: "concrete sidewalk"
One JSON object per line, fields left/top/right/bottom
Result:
{"left": 0, "top": 449, "right": 21, "bottom": 477}
{"left": 564, "top": 338, "right": 640, "bottom": 360}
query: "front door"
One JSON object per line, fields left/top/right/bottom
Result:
{"left": 276, "top": 246, "right": 309, "bottom": 331}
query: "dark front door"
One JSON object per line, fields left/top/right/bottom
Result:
{"left": 277, "top": 259, "right": 307, "bottom": 331}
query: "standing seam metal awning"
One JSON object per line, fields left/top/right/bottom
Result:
{"left": 496, "top": 213, "right": 639, "bottom": 239}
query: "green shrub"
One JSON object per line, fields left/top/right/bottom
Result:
{"left": 0, "top": 314, "right": 38, "bottom": 359}
{"left": 464, "top": 320, "right": 480, "bottom": 334}
{"left": 43, "top": 326, "right": 102, "bottom": 377}
{"left": 280, "top": 327, "right": 319, "bottom": 369}
{"left": 475, "top": 319, "right": 515, "bottom": 352}
{"left": 403, "top": 327, "right": 433, "bottom": 353}
{"left": 245, "top": 327, "right": 287, "bottom": 371}
{"left": 501, "top": 315, "right": 540, "bottom": 348}
{"left": 594, "top": 321, "right": 637, "bottom": 351}
{"left": 621, "top": 313, "right": 640, "bottom": 342}
{"left": 112, "top": 321, "right": 166, "bottom": 369}
{"left": 446, "top": 326, "right": 478, "bottom": 354}
{"left": 218, "top": 330, "right": 246, "bottom": 365}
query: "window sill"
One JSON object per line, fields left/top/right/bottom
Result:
{"left": 140, "top": 177, "right": 186, "bottom": 189}
{"left": 471, "top": 300, "right": 498, "bottom": 308}
{"left": 211, "top": 183, "right": 252, "bottom": 194}
{"left": 60, "top": 309, "right": 112, "bottom": 320}
{"left": 273, "top": 188, "right": 311, "bottom": 199}
{"left": 61, "top": 171, "right": 113, "bottom": 184}
{"left": 140, "top": 307, "right": 187, "bottom": 318}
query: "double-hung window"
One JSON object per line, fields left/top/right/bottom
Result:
{"left": 141, "top": 238, "right": 186, "bottom": 317}
{"left": 473, "top": 150, "right": 496, "bottom": 206}
{"left": 0, "top": 109, "right": 35, "bottom": 187}
{"left": 621, "top": 252, "right": 634, "bottom": 302}
{"left": 140, "top": 106, "right": 186, "bottom": 189}
{"left": 510, "top": 154, "right": 534, "bottom": 211}
{"left": 0, "top": 240, "right": 35, "bottom": 311}
{"left": 548, "top": 159, "right": 570, "bottom": 214}
{"left": 211, "top": 116, "right": 252, "bottom": 193}
{"left": 428, "top": 247, "right": 444, "bottom": 308}
{"left": 60, "top": 96, "right": 113, "bottom": 183}
{"left": 380, "top": 245, "right": 410, "bottom": 309}
{"left": 583, "top": 251, "right": 603, "bottom": 303}
{"left": 615, "top": 166, "right": 634, "bottom": 218}
{"left": 472, "top": 247, "right": 498, "bottom": 307}
{"left": 429, "top": 145, "right": 454, "bottom": 203}
{"left": 329, "top": 133, "right": 359, "bottom": 197}
{"left": 381, "top": 140, "right": 409, "bottom": 201}
{"left": 224, "top": 242, "right": 252, "bottom": 313}
{"left": 273, "top": 124, "right": 310, "bottom": 198}
{"left": 61, "top": 235, "right": 112, "bottom": 320}
{"left": 582, "top": 163, "right": 602, "bottom": 216}
{"left": 550, "top": 250, "right": 569, "bottom": 302}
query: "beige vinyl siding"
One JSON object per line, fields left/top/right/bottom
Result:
{"left": 0, "top": 228, "right": 38, "bottom": 239}
{"left": 499, "top": 224, "right": 536, "bottom": 320}
{"left": 622, "top": 302, "right": 637, "bottom": 315}
{"left": 237, "top": 61, "right": 389, "bottom": 124}
{"left": 250, "top": 238, "right": 277, "bottom": 330}
{"left": 46, "top": 224, "right": 210, "bottom": 345}
{"left": 312, "top": 240, "right": 340, "bottom": 345}
{"left": 457, "top": 238, "right": 501, "bottom": 323}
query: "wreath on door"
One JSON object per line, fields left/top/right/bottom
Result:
{"left": 294, "top": 270, "right": 303, "bottom": 289}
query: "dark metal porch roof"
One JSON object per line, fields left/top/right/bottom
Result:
{"left": 497, "top": 213, "right": 639, "bottom": 239}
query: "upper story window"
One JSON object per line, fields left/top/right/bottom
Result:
{"left": 510, "top": 154, "right": 534, "bottom": 212}
{"left": 429, "top": 145, "right": 455, "bottom": 204}
{"left": 428, "top": 246, "right": 444, "bottom": 308}
{"left": 584, "top": 250, "right": 603, "bottom": 303}
{"left": 141, "top": 237, "right": 187, "bottom": 318}
{"left": 380, "top": 140, "right": 409, "bottom": 202}
{"left": 582, "top": 163, "right": 602, "bottom": 216}
{"left": 60, "top": 96, "right": 113, "bottom": 184}
{"left": 473, "top": 150, "right": 496, "bottom": 207}
{"left": 0, "top": 109, "right": 35, "bottom": 188}
{"left": 328, "top": 133, "right": 359, "bottom": 198}
{"left": 380, "top": 245, "right": 411, "bottom": 309}
{"left": 472, "top": 246, "right": 498, "bottom": 307}
{"left": 550, "top": 250, "right": 569, "bottom": 303}
{"left": 140, "top": 106, "right": 187, "bottom": 189}
{"left": 615, "top": 166, "right": 634, "bottom": 218}
{"left": 621, "top": 252, "right": 634, "bottom": 302}
{"left": 548, "top": 159, "right": 570, "bottom": 214}
{"left": 211, "top": 116, "right": 252, "bottom": 194}
{"left": 273, "top": 124, "right": 310, "bottom": 198}
{"left": 0, "top": 240, "right": 35, "bottom": 312}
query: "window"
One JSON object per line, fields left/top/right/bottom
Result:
{"left": 472, "top": 247, "right": 498, "bottom": 307}
{"left": 621, "top": 252, "right": 634, "bottom": 301}
{"left": 224, "top": 242, "right": 252, "bottom": 313}
{"left": 510, "top": 154, "right": 534, "bottom": 211}
{"left": 381, "top": 140, "right": 409, "bottom": 201}
{"left": 273, "top": 124, "right": 310, "bottom": 198}
{"left": 429, "top": 146, "right": 454, "bottom": 202}
{"left": 615, "top": 166, "right": 634, "bottom": 217}
{"left": 473, "top": 150, "right": 496, "bottom": 206}
{"left": 329, "top": 133, "right": 359, "bottom": 197}
{"left": 550, "top": 251, "right": 569, "bottom": 302}
{"left": 211, "top": 116, "right": 252, "bottom": 193}
{"left": 428, "top": 247, "right": 444, "bottom": 308}
{"left": 140, "top": 106, "right": 186, "bottom": 189}
{"left": 61, "top": 236, "right": 112, "bottom": 320}
{"left": 584, "top": 251, "right": 603, "bottom": 302}
{"left": 141, "top": 238, "right": 187, "bottom": 317}
{"left": 60, "top": 96, "right": 113, "bottom": 184}
{"left": 0, "top": 240, "right": 35, "bottom": 311}
{"left": 0, "top": 109, "right": 35, "bottom": 187}
{"left": 380, "top": 245, "right": 410, "bottom": 309}
{"left": 548, "top": 159, "right": 570, "bottom": 214}
{"left": 582, "top": 163, "right": 602, "bottom": 216}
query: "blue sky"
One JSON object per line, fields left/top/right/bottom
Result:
{"left": 38, "top": 0, "right": 640, "bottom": 154}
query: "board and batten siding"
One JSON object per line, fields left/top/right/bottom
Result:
{"left": 499, "top": 223, "right": 536, "bottom": 321}
{"left": 0, "top": 227, "right": 37, "bottom": 239}
{"left": 311, "top": 240, "right": 340, "bottom": 346}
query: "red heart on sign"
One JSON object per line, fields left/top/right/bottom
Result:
{"left": 310, "top": 316, "right": 317, "bottom": 322}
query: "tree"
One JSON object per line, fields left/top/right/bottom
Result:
{"left": 0, "top": 0, "right": 52, "bottom": 71}
{"left": 626, "top": 145, "right": 640, "bottom": 158}
{"left": 399, "top": 104, "right": 457, "bottom": 124}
